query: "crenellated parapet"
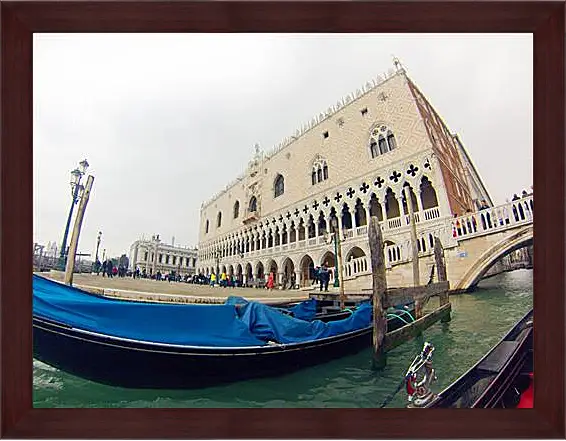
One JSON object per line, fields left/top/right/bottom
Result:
{"left": 264, "top": 65, "right": 404, "bottom": 161}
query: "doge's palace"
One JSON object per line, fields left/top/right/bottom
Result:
{"left": 196, "top": 60, "right": 491, "bottom": 290}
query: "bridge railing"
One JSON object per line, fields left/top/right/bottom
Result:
{"left": 452, "top": 195, "right": 533, "bottom": 240}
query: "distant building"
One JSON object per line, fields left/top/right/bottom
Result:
{"left": 129, "top": 235, "right": 198, "bottom": 277}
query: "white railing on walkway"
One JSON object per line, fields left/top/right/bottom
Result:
{"left": 344, "top": 256, "right": 369, "bottom": 278}
{"left": 388, "top": 217, "right": 402, "bottom": 229}
{"left": 452, "top": 195, "right": 533, "bottom": 240}
{"left": 422, "top": 207, "right": 441, "bottom": 221}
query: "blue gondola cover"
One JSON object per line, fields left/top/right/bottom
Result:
{"left": 33, "top": 275, "right": 371, "bottom": 347}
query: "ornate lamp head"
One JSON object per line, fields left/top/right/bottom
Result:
{"left": 78, "top": 159, "right": 89, "bottom": 174}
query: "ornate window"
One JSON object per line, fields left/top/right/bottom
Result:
{"left": 311, "top": 156, "right": 329, "bottom": 185}
{"left": 233, "top": 201, "right": 240, "bottom": 219}
{"left": 217, "top": 211, "right": 222, "bottom": 228}
{"left": 370, "top": 125, "right": 398, "bottom": 158}
{"left": 274, "top": 174, "right": 285, "bottom": 198}
{"left": 249, "top": 196, "right": 257, "bottom": 213}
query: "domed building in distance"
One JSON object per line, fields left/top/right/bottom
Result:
{"left": 196, "top": 60, "right": 492, "bottom": 291}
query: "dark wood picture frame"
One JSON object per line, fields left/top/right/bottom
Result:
{"left": 1, "top": 1, "right": 564, "bottom": 438}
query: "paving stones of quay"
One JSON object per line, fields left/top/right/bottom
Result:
{"left": 41, "top": 271, "right": 310, "bottom": 305}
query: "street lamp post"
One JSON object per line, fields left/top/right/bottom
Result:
{"left": 331, "top": 217, "right": 347, "bottom": 309}
{"left": 58, "top": 159, "right": 89, "bottom": 270}
{"left": 93, "top": 231, "right": 102, "bottom": 273}
{"left": 332, "top": 222, "right": 340, "bottom": 288}
{"left": 95, "top": 231, "right": 102, "bottom": 262}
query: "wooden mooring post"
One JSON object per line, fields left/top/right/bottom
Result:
{"left": 368, "top": 217, "right": 388, "bottom": 365}
{"left": 434, "top": 236, "right": 451, "bottom": 322}
{"left": 368, "top": 216, "right": 452, "bottom": 365}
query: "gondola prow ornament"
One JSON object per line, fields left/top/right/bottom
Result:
{"left": 405, "top": 342, "right": 437, "bottom": 407}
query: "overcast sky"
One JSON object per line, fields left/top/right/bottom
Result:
{"left": 33, "top": 33, "right": 532, "bottom": 259}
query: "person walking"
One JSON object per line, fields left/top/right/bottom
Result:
{"left": 101, "top": 260, "right": 107, "bottom": 277}
{"left": 319, "top": 264, "right": 330, "bottom": 292}
{"left": 266, "top": 271, "right": 275, "bottom": 291}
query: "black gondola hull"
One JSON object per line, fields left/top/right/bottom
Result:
{"left": 426, "top": 309, "right": 533, "bottom": 408}
{"left": 33, "top": 317, "right": 374, "bottom": 389}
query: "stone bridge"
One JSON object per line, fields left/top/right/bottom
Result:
{"left": 379, "top": 195, "right": 533, "bottom": 292}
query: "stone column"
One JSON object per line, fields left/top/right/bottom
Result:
{"left": 294, "top": 270, "right": 301, "bottom": 289}
{"left": 431, "top": 156, "right": 452, "bottom": 217}
{"left": 151, "top": 244, "right": 157, "bottom": 275}
{"left": 415, "top": 189, "right": 424, "bottom": 213}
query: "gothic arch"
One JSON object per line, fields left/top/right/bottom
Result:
{"left": 345, "top": 246, "right": 366, "bottom": 261}
{"left": 384, "top": 188, "right": 401, "bottom": 219}
{"left": 245, "top": 262, "right": 253, "bottom": 280}
{"left": 266, "top": 259, "right": 278, "bottom": 275}
{"left": 420, "top": 176, "right": 439, "bottom": 210}
{"left": 320, "top": 250, "right": 336, "bottom": 266}
{"left": 255, "top": 261, "right": 265, "bottom": 279}
{"left": 299, "top": 254, "right": 315, "bottom": 287}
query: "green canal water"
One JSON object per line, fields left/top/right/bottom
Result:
{"left": 33, "top": 269, "right": 533, "bottom": 408}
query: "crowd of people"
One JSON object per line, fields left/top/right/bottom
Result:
{"left": 312, "top": 263, "right": 331, "bottom": 292}
{"left": 93, "top": 259, "right": 127, "bottom": 278}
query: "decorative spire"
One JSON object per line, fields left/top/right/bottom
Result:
{"left": 253, "top": 143, "right": 263, "bottom": 159}
{"left": 393, "top": 55, "right": 405, "bottom": 73}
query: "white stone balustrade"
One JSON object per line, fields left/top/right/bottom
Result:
{"left": 345, "top": 256, "right": 369, "bottom": 278}
{"left": 452, "top": 196, "right": 533, "bottom": 240}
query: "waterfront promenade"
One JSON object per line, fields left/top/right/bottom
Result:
{"left": 40, "top": 271, "right": 309, "bottom": 304}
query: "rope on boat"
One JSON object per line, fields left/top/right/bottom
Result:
{"left": 386, "top": 309, "right": 416, "bottom": 325}
{"left": 386, "top": 313, "right": 410, "bottom": 325}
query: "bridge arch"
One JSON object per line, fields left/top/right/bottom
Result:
{"left": 455, "top": 226, "right": 533, "bottom": 291}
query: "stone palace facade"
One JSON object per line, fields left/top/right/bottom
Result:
{"left": 196, "top": 61, "right": 492, "bottom": 290}
{"left": 129, "top": 235, "right": 198, "bottom": 277}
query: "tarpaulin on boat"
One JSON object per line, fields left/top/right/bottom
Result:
{"left": 33, "top": 275, "right": 265, "bottom": 347}
{"left": 236, "top": 300, "right": 372, "bottom": 344}
{"left": 33, "top": 275, "right": 371, "bottom": 347}
{"left": 225, "top": 296, "right": 318, "bottom": 321}
{"left": 288, "top": 298, "right": 317, "bottom": 321}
